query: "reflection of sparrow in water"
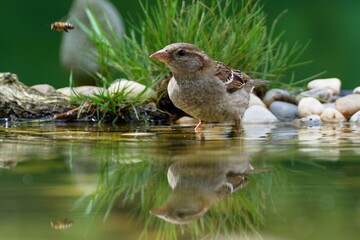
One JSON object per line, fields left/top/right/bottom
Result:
{"left": 150, "top": 154, "right": 254, "bottom": 224}
{"left": 150, "top": 43, "right": 269, "bottom": 132}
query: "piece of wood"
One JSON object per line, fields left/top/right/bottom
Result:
{"left": 0, "top": 72, "right": 75, "bottom": 119}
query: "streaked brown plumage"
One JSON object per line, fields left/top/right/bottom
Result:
{"left": 150, "top": 42, "right": 269, "bottom": 132}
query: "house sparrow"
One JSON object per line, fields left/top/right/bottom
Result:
{"left": 150, "top": 43, "right": 269, "bottom": 132}
{"left": 150, "top": 151, "right": 253, "bottom": 224}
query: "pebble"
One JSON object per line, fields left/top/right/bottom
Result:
{"left": 298, "top": 115, "right": 322, "bottom": 127}
{"left": 349, "top": 110, "right": 360, "bottom": 123}
{"left": 335, "top": 94, "right": 360, "bottom": 118}
{"left": 249, "top": 93, "right": 266, "bottom": 107}
{"left": 263, "top": 88, "right": 297, "bottom": 106}
{"left": 242, "top": 105, "right": 279, "bottom": 123}
{"left": 57, "top": 86, "right": 103, "bottom": 97}
{"left": 298, "top": 97, "right": 324, "bottom": 117}
{"left": 298, "top": 87, "right": 333, "bottom": 102}
{"left": 30, "top": 84, "right": 55, "bottom": 94}
{"left": 322, "top": 102, "right": 336, "bottom": 109}
{"left": 320, "top": 108, "right": 346, "bottom": 122}
{"left": 353, "top": 86, "right": 360, "bottom": 94}
{"left": 307, "top": 78, "right": 341, "bottom": 95}
{"left": 269, "top": 101, "right": 299, "bottom": 122}
{"left": 108, "top": 79, "right": 157, "bottom": 101}
{"left": 175, "top": 116, "right": 198, "bottom": 125}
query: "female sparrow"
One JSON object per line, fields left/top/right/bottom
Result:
{"left": 150, "top": 43, "right": 269, "bottom": 132}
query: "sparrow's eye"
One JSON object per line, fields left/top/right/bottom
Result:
{"left": 177, "top": 49, "right": 186, "bottom": 56}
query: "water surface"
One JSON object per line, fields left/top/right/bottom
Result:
{"left": 0, "top": 121, "right": 359, "bottom": 240}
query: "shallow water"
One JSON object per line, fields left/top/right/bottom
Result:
{"left": 0, "top": 121, "right": 359, "bottom": 240}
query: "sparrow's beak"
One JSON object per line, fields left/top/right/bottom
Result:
{"left": 150, "top": 49, "right": 170, "bottom": 63}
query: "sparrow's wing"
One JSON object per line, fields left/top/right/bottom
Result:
{"left": 226, "top": 173, "right": 249, "bottom": 191}
{"left": 214, "top": 61, "right": 250, "bottom": 93}
{"left": 216, "top": 173, "right": 249, "bottom": 196}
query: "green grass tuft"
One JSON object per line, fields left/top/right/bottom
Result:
{"left": 74, "top": 0, "right": 314, "bottom": 120}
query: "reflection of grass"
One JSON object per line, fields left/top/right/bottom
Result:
{"left": 74, "top": 0, "right": 313, "bottom": 119}
{"left": 75, "top": 146, "right": 285, "bottom": 240}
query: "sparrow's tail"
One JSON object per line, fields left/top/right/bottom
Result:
{"left": 250, "top": 79, "right": 271, "bottom": 87}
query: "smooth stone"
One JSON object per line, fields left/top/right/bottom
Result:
{"left": 175, "top": 116, "right": 198, "bottom": 124}
{"left": 353, "top": 86, "right": 360, "bottom": 94}
{"left": 269, "top": 101, "right": 299, "bottom": 122}
{"left": 242, "top": 105, "right": 279, "bottom": 123}
{"left": 298, "top": 97, "right": 324, "bottom": 117}
{"left": 60, "top": 0, "right": 124, "bottom": 85}
{"left": 349, "top": 110, "right": 360, "bottom": 123}
{"left": 298, "top": 87, "right": 333, "bottom": 103}
{"left": 331, "top": 95, "right": 341, "bottom": 102}
{"left": 307, "top": 78, "right": 341, "bottom": 95}
{"left": 298, "top": 115, "right": 322, "bottom": 126}
{"left": 320, "top": 108, "right": 346, "bottom": 122}
{"left": 263, "top": 88, "right": 296, "bottom": 107}
{"left": 30, "top": 84, "right": 55, "bottom": 94}
{"left": 322, "top": 102, "right": 336, "bottom": 109}
{"left": 108, "top": 79, "right": 157, "bottom": 101}
{"left": 57, "top": 86, "right": 102, "bottom": 97}
{"left": 335, "top": 94, "right": 360, "bottom": 118}
{"left": 249, "top": 93, "right": 266, "bottom": 107}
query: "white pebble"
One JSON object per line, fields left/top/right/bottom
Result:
{"left": 298, "top": 97, "right": 324, "bottom": 117}
{"left": 307, "top": 78, "right": 341, "bottom": 95}
{"left": 249, "top": 93, "right": 266, "bottom": 107}
{"left": 57, "top": 86, "right": 102, "bottom": 97}
{"left": 350, "top": 110, "right": 360, "bottom": 122}
{"left": 242, "top": 105, "right": 279, "bottom": 123}
{"left": 108, "top": 79, "right": 157, "bottom": 101}
{"left": 353, "top": 86, "right": 360, "bottom": 94}
{"left": 320, "top": 108, "right": 346, "bottom": 122}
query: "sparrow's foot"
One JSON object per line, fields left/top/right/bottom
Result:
{"left": 234, "top": 118, "right": 242, "bottom": 133}
{"left": 194, "top": 120, "right": 205, "bottom": 133}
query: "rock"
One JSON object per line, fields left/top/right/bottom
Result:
{"left": 349, "top": 110, "right": 360, "bottom": 123}
{"left": 108, "top": 79, "right": 157, "bottom": 101}
{"left": 57, "top": 86, "right": 102, "bottom": 97}
{"left": 353, "top": 86, "right": 360, "bottom": 94}
{"left": 269, "top": 101, "right": 299, "bottom": 122}
{"left": 30, "top": 84, "right": 55, "bottom": 94}
{"left": 242, "top": 105, "right": 279, "bottom": 123}
{"left": 297, "top": 87, "right": 333, "bottom": 102}
{"left": 60, "top": 0, "right": 124, "bottom": 85}
{"left": 298, "top": 115, "right": 322, "bottom": 127}
{"left": 322, "top": 102, "right": 336, "bottom": 109}
{"left": 307, "top": 78, "right": 341, "bottom": 95}
{"left": 249, "top": 93, "right": 266, "bottom": 107}
{"left": 263, "top": 88, "right": 297, "bottom": 106}
{"left": 175, "top": 116, "right": 198, "bottom": 125}
{"left": 298, "top": 97, "right": 324, "bottom": 117}
{"left": 0, "top": 72, "right": 73, "bottom": 119}
{"left": 320, "top": 108, "right": 346, "bottom": 122}
{"left": 335, "top": 94, "right": 360, "bottom": 118}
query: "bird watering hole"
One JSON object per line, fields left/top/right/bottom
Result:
{"left": 0, "top": 121, "right": 359, "bottom": 240}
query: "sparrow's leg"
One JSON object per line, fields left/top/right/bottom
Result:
{"left": 194, "top": 120, "right": 205, "bottom": 133}
{"left": 234, "top": 118, "right": 242, "bottom": 132}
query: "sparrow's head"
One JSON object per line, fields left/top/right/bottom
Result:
{"left": 150, "top": 43, "right": 212, "bottom": 75}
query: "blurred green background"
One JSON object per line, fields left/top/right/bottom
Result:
{"left": 1, "top": 0, "right": 359, "bottom": 89}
